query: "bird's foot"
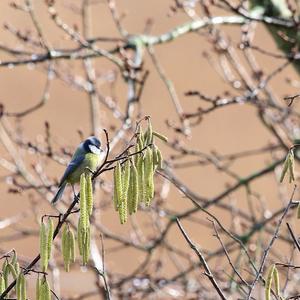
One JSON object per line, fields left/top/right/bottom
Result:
{"left": 85, "top": 167, "right": 95, "bottom": 175}
{"left": 74, "top": 194, "right": 80, "bottom": 203}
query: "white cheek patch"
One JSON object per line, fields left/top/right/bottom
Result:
{"left": 89, "top": 145, "right": 101, "bottom": 155}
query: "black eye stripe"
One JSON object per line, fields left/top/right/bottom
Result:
{"left": 83, "top": 137, "right": 101, "bottom": 152}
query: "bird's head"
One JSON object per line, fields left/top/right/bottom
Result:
{"left": 83, "top": 136, "right": 102, "bottom": 155}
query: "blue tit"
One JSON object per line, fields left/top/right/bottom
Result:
{"left": 52, "top": 136, "right": 102, "bottom": 204}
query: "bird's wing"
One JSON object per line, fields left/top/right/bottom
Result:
{"left": 59, "top": 154, "right": 85, "bottom": 186}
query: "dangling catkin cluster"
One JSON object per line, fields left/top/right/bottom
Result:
{"left": 0, "top": 251, "right": 27, "bottom": 299}
{"left": 0, "top": 270, "right": 52, "bottom": 300}
{"left": 113, "top": 119, "right": 166, "bottom": 224}
{"left": 77, "top": 173, "right": 93, "bottom": 265}
{"left": 39, "top": 218, "right": 54, "bottom": 272}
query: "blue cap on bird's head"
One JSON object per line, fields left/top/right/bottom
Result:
{"left": 83, "top": 136, "right": 102, "bottom": 154}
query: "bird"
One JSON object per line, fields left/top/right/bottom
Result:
{"left": 52, "top": 136, "right": 103, "bottom": 204}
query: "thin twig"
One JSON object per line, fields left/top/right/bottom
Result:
{"left": 246, "top": 185, "right": 297, "bottom": 300}
{"left": 176, "top": 218, "right": 227, "bottom": 300}
{"left": 286, "top": 222, "right": 300, "bottom": 252}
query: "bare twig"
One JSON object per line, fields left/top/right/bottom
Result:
{"left": 176, "top": 218, "right": 227, "bottom": 300}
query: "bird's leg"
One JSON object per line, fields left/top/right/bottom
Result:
{"left": 71, "top": 185, "right": 79, "bottom": 202}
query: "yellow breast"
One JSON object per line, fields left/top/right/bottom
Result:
{"left": 67, "top": 153, "right": 100, "bottom": 185}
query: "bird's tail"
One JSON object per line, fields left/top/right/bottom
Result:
{"left": 52, "top": 182, "right": 67, "bottom": 204}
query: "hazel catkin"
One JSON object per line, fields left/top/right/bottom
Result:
{"left": 16, "top": 273, "right": 26, "bottom": 300}
{"left": 47, "top": 218, "right": 54, "bottom": 261}
{"left": 62, "top": 224, "right": 70, "bottom": 272}
{"left": 86, "top": 173, "right": 93, "bottom": 216}
{"left": 79, "top": 173, "right": 88, "bottom": 231}
{"left": 36, "top": 276, "right": 42, "bottom": 300}
{"left": 0, "top": 275, "right": 4, "bottom": 293}
{"left": 144, "top": 147, "right": 154, "bottom": 206}
{"left": 40, "top": 222, "right": 48, "bottom": 272}
{"left": 265, "top": 264, "right": 275, "bottom": 300}
{"left": 113, "top": 162, "right": 123, "bottom": 211}
{"left": 41, "top": 277, "right": 51, "bottom": 300}
{"left": 137, "top": 155, "right": 145, "bottom": 203}
{"left": 128, "top": 163, "right": 139, "bottom": 214}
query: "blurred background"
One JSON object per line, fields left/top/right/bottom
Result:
{"left": 0, "top": 0, "right": 300, "bottom": 299}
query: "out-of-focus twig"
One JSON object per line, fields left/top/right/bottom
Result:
{"left": 176, "top": 218, "right": 228, "bottom": 300}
